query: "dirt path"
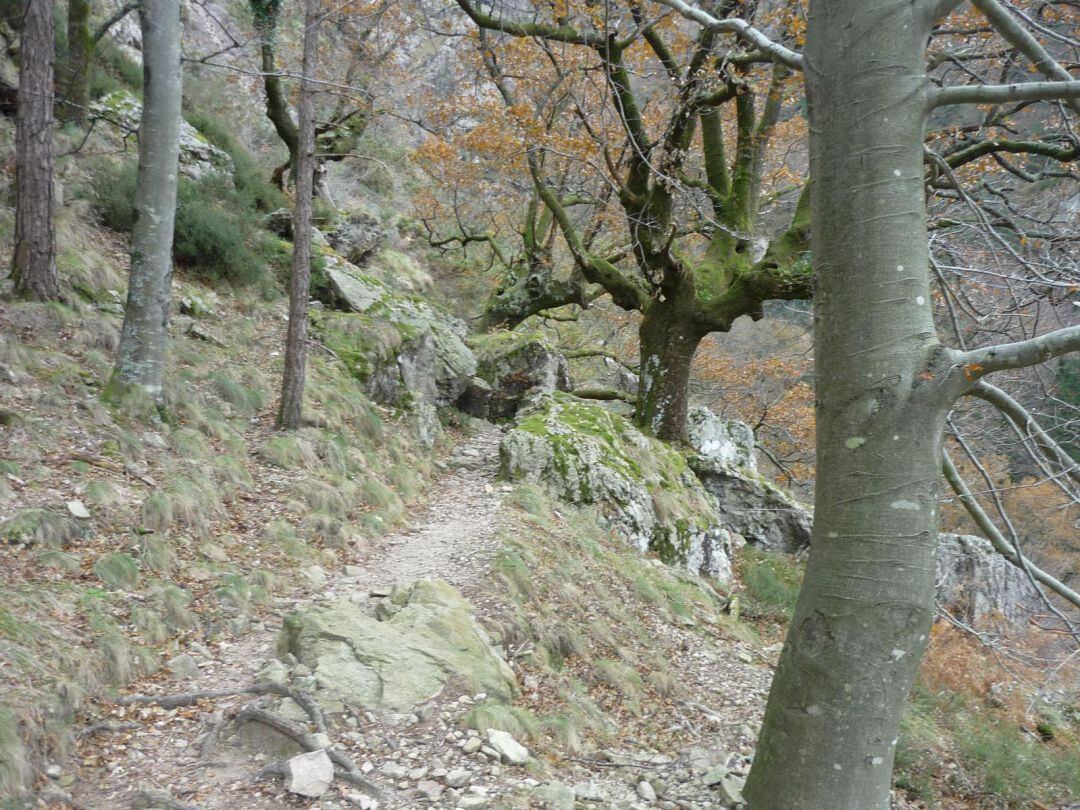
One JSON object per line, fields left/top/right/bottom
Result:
{"left": 67, "top": 425, "right": 509, "bottom": 810}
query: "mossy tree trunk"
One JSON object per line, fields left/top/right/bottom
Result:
{"left": 250, "top": 0, "right": 298, "bottom": 188}
{"left": 460, "top": 4, "right": 813, "bottom": 442}
{"left": 278, "top": 0, "right": 320, "bottom": 429}
{"left": 106, "top": 0, "right": 182, "bottom": 403}
{"left": 11, "top": 0, "right": 58, "bottom": 301}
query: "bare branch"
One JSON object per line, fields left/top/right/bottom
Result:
{"left": 930, "top": 80, "right": 1080, "bottom": 108}
{"left": 649, "top": 0, "right": 804, "bottom": 70}
{"left": 957, "top": 324, "right": 1080, "bottom": 376}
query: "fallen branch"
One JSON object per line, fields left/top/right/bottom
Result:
{"left": 78, "top": 720, "right": 140, "bottom": 737}
{"left": 131, "top": 788, "right": 202, "bottom": 810}
{"left": 572, "top": 387, "right": 637, "bottom": 404}
{"left": 114, "top": 688, "right": 258, "bottom": 708}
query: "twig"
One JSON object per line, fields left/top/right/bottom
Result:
{"left": 78, "top": 720, "right": 140, "bottom": 737}
{"left": 115, "top": 688, "right": 258, "bottom": 708}
{"left": 131, "top": 789, "right": 202, "bottom": 810}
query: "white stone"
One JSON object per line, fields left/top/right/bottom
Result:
{"left": 66, "top": 500, "right": 91, "bottom": 519}
{"left": 284, "top": 749, "right": 334, "bottom": 798}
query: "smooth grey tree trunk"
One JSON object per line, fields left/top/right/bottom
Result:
{"left": 277, "top": 0, "right": 320, "bottom": 429}
{"left": 106, "top": 0, "right": 182, "bottom": 404}
{"left": 12, "top": 0, "right": 58, "bottom": 301}
{"left": 744, "top": 2, "right": 964, "bottom": 807}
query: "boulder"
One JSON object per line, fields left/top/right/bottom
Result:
{"left": 278, "top": 580, "right": 516, "bottom": 712}
{"left": 90, "top": 91, "right": 234, "bottom": 182}
{"left": 485, "top": 729, "right": 529, "bottom": 764}
{"left": 317, "top": 254, "right": 476, "bottom": 444}
{"left": 500, "top": 393, "right": 733, "bottom": 581}
{"left": 935, "top": 533, "right": 1042, "bottom": 624}
{"left": 686, "top": 406, "right": 812, "bottom": 554}
{"left": 325, "top": 209, "right": 386, "bottom": 266}
{"left": 470, "top": 332, "right": 573, "bottom": 420}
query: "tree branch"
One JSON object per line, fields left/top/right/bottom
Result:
{"left": 957, "top": 324, "right": 1080, "bottom": 376}
{"left": 649, "top": 0, "right": 804, "bottom": 70}
{"left": 969, "top": 0, "right": 1080, "bottom": 117}
{"left": 94, "top": 1, "right": 140, "bottom": 45}
{"left": 930, "top": 80, "right": 1080, "bottom": 109}
{"left": 942, "top": 451, "right": 1080, "bottom": 610}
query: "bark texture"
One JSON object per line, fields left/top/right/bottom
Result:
{"left": 12, "top": 0, "right": 58, "bottom": 301}
{"left": 63, "top": 0, "right": 92, "bottom": 123}
{"left": 744, "top": 3, "right": 963, "bottom": 807}
{"left": 277, "top": 0, "right": 320, "bottom": 429}
{"left": 106, "top": 0, "right": 182, "bottom": 402}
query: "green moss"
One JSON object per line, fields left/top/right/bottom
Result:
{"left": 0, "top": 508, "right": 84, "bottom": 548}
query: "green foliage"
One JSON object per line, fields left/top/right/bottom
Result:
{"left": 186, "top": 111, "right": 285, "bottom": 212}
{"left": 94, "top": 552, "right": 140, "bottom": 589}
{"left": 83, "top": 161, "right": 288, "bottom": 287}
{"left": 464, "top": 702, "right": 540, "bottom": 739}
{"left": 0, "top": 508, "right": 84, "bottom": 548}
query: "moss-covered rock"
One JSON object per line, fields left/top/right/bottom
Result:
{"left": 500, "top": 393, "right": 732, "bottom": 581}
{"left": 469, "top": 330, "right": 572, "bottom": 421}
{"left": 278, "top": 580, "right": 516, "bottom": 712}
{"left": 317, "top": 254, "right": 475, "bottom": 445}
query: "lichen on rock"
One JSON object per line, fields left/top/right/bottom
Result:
{"left": 278, "top": 580, "right": 516, "bottom": 713}
{"left": 500, "top": 393, "right": 732, "bottom": 581}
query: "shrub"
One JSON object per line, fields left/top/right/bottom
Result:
{"left": 84, "top": 161, "right": 288, "bottom": 287}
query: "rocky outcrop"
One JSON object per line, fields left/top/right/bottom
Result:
{"left": 935, "top": 533, "right": 1043, "bottom": 624}
{"left": 466, "top": 332, "right": 573, "bottom": 420}
{"left": 686, "top": 406, "right": 812, "bottom": 554}
{"left": 318, "top": 254, "right": 476, "bottom": 445}
{"left": 278, "top": 580, "right": 516, "bottom": 713}
{"left": 90, "top": 91, "right": 234, "bottom": 182}
{"left": 500, "top": 393, "right": 733, "bottom": 581}
{"left": 325, "top": 209, "right": 386, "bottom": 266}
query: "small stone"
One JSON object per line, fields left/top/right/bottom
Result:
{"left": 702, "top": 764, "right": 729, "bottom": 786}
{"left": 409, "top": 766, "right": 429, "bottom": 780}
{"left": 736, "top": 651, "right": 754, "bottom": 664}
{"left": 417, "top": 780, "right": 444, "bottom": 801}
{"left": 370, "top": 585, "right": 392, "bottom": 598}
{"left": 573, "top": 782, "right": 605, "bottom": 802}
{"left": 302, "top": 565, "right": 328, "bottom": 587}
{"left": 445, "top": 768, "right": 471, "bottom": 788}
{"left": 717, "top": 773, "right": 746, "bottom": 806}
{"left": 310, "top": 732, "right": 332, "bottom": 750}
{"left": 344, "top": 565, "right": 364, "bottom": 577}
{"left": 534, "top": 781, "right": 575, "bottom": 809}
{"left": 284, "top": 749, "right": 334, "bottom": 797}
{"left": 637, "top": 780, "right": 657, "bottom": 802}
{"left": 380, "top": 763, "right": 408, "bottom": 779}
{"left": 167, "top": 654, "right": 200, "bottom": 679}
{"left": 462, "top": 737, "right": 483, "bottom": 754}
{"left": 458, "top": 797, "right": 487, "bottom": 809}
{"left": 66, "top": 500, "right": 91, "bottom": 519}
{"left": 254, "top": 659, "right": 289, "bottom": 688}
{"left": 45, "top": 764, "right": 62, "bottom": 779}
{"left": 485, "top": 729, "right": 529, "bottom": 764}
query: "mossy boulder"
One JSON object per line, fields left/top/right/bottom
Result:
{"left": 468, "top": 331, "right": 572, "bottom": 420}
{"left": 317, "top": 254, "right": 475, "bottom": 444}
{"left": 90, "top": 91, "right": 234, "bottom": 181}
{"left": 278, "top": 580, "right": 516, "bottom": 712}
{"left": 500, "top": 393, "right": 733, "bottom": 581}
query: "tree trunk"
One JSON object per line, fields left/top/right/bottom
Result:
{"left": 635, "top": 291, "right": 705, "bottom": 442}
{"left": 277, "top": 0, "right": 320, "bottom": 429}
{"left": 744, "top": 3, "right": 962, "bottom": 808}
{"left": 105, "top": 0, "right": 182, "bottom": 404}
{"left": 62, "top": 0, "right": 92, "bottom": 123}
{"left": 11, "top": 0, "right": 58, "bottom": 301}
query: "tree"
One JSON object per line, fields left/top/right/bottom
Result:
{"left": 642, "top": 0, "right": 1080, "bottom": 806}
{"left": 278, "top": 0, "right": 321, "bottom": 430}
{"left": 455, "top": 0, "right": 813, "bottom": 441}
{"left": 105, "top": 0, "right": 182, "bottom": 403}
{"left": 62, "top": 0, "right": 92, "bottom": 123}
{"left": 11, "top": 0, "right": 59, "bottom": 301}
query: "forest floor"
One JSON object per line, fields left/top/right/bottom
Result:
{"left": 60, "top": 424, "right": 785, "bottom": 810}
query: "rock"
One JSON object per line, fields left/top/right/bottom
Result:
{"left": 716, "top": 773, "right": 746, "bottom": 806}
{"left": 501, "top": 393, "right": 733, "bottom": 581}
{"left": 45, "top": 764, "right": 62, "bottom": 779}
{"left": 445, "top": 768, "right": 472, "bottom": 788}
{"left": 264, "top": 208, "right": 294, "bottom": 239}
{"left": 318, "top": 256, "right": 476, "bottom": 445}
{"left": 462, "top": 737, "right": 483, "bottom": 754}
{"left": 468, "top": 333, "right": 573, "bottom": 420}
{"left": 66, "top": 500, "right": 91, "bottom": 520}
{"left": 284, "top": 749, "right": 334, "bottom": 798}
{"left": 167, "top": 654, "right": 200, "bottom": 679}
{"left": 302, "top": 565, "right": 328, "bottom": 587}
{"left": 185, "top": 322, "right": 226, "bottom": 348}
{"left": 637, "top": 780, "right": 657, "bottom": 802}
{"left": 457, "top": 797, "right": 488, "bottom": 809}
{"left": 279, "top": 580, "right": 516, "bottom": 712}
{"left": 573, "top": 782, "right": 605, "bottom": 802}
{"left": 935, "top": 533, "right": 1042, "bottom": 624}
{"left": 417, "top": 780, "right": 444, "bottom": 801}
{"left": 701, "top": 765, "right": 729, "bottom": 786}
{"left": 326, "top": 209, "right": 386, "bottom": 266}
{"left": 457, "top": 377, "right": 494, "bottom": 420}
{"left": 89, "top": 91, "right": 234, "bottom": 181}
{"left": 178, "top": 293, "right": 215, "bottom": 318}
{"left": 535, "top": 781, "right": 575, "bottom": 809}
{"left": 485, "top": 729, "right": 529, "bottom": 765}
